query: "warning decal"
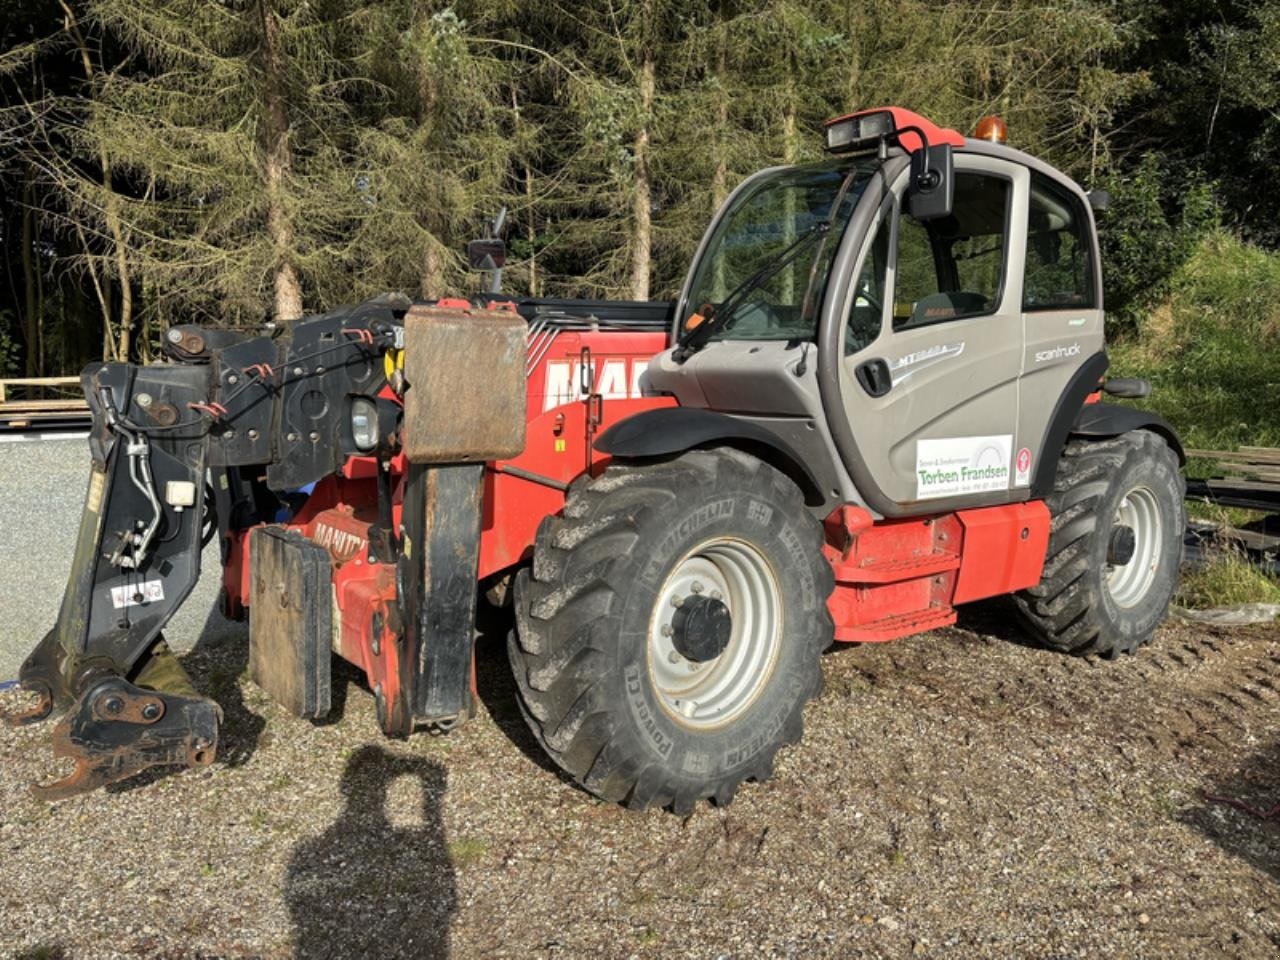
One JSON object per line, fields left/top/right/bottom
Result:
{"left": 1014, "top": 447, "right": 1033, "bottom": 487}
{"left": 110, "top": 579, "right": 165, "bottom": 610}
{"left": 915, "top": 435, "right": 1012, "bottom": 500}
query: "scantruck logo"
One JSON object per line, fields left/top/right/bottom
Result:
{"left": 915, "top": 435, "right": 1012, "bottom": 500}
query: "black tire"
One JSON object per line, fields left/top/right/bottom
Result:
{"left": 1015, "top": 430, "right": 1185, "bottom": 657}
{"left": 508, "top": 448, "right": 834, "bottom": 813}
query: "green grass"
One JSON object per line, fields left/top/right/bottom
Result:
{"left": 446, "top": 837, "right": 489, "bottom": 867}
{"left": 1108, "top": 231, "right": 1280, "bottom": 454}
{"left": 1176, "top": 549, "right": 1280, "bottom": 608}
{"left": 1184, "top": 499, "right": 1266, "bottom": 528}
{"left": 1110, "top": 234, "right": 1280, "bottom": 608}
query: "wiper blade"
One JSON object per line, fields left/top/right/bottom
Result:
{"left": 674, "top": 221, "right": 829, "bottom": 362}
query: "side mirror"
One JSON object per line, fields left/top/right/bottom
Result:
{"left": 466, "top": 238, "right": 506, "bottom": 271}
{"left": 1087, "top": 189, "right": 1111, "bottom": 212}
{"left": 907, "top": 144, "right": 953, "bottom": 221}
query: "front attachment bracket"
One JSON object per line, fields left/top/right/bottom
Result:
{"left": 32, "top": 676, "right": 222, "bottom": 800}
{"left": 3, "top": 629, "right": 66, "bottom": 727}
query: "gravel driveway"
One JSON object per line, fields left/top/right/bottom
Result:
{"left": 1, "top": 439, "right": 1277, "bottom": 959}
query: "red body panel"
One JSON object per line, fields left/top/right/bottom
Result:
{"left": 220, "top": 323, "right": 1053, "bottom": 703}
{"left": 951, "top": 502, "right": 1051, "bottom": 605}
{"left": 480, "top": 328, "right": 672, "bottom": 578}
{"left": 824, "top": 501, "right": 1051, "bottom": 643}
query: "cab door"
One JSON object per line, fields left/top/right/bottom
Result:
{"left": 831, "top": 155, "right": 1031, "bottom": 514}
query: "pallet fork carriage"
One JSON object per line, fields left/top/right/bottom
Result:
{"left": 4, "top": 108, "right": 1185, "bottom": 810}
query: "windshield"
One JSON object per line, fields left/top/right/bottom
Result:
{"left": 683, "top": 158, "right": 879, "bottom": 342}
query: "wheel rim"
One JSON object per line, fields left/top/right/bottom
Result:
{"left": 647, "top": 537, "right": 782, "bottom": 730}
{"left": 1106, "top": 485, "right": 1163, "bottom": 608}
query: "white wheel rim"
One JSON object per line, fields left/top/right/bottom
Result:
{"left": 647, "top": 537, "right": 782, "bottom": 730}
{"left": 1106, "top": 485, "right": 1163, "bottom": 608}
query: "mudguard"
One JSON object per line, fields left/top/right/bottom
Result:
{"left": 594, "top": 407, "right": 825, "bottom": 504}
{"left": 1071, "top": 402, "right": 1186, "bottom": 464}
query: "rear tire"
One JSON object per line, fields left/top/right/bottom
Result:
{"left": 1015, "top": 430, "right": 1184, "bottom": 657}
{"left": 508, "top": 449, "right": 834, "bottom": 813}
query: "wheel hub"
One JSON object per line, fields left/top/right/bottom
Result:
{"left": 1107, "top": 524, "right": 1136, "bottom": 565}
{"left": 670, "top": 595, "right": 733, "bottom": 663}
{"left": 648, "top": 538, "right": 782, "bottom": 730}
{"left": 1105, "top": 486, "right": 1163, "bottom": 608}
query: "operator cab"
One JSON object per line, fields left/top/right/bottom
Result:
{"left": 642, "top": 107, "right": 1105, "bottom": 518}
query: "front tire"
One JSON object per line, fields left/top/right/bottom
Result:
{"left": 509, "top": 449, "right": 834, "bottom": 813}
{"left": 1015, "top": 430, "right": 1184, "bottom": 657}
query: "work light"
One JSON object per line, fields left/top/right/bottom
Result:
{"left": 350, "top": 397, "right": 379, "bottom": 452}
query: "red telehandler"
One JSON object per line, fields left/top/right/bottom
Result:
{"left": 5, "top": 108, "right": 1184, "bottom": 812}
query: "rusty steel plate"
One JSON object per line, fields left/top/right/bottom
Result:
{"left": 401, "top": 305, "right": 527, "bottom": 463}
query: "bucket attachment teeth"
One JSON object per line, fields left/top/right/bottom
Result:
{"left": 3, "top": 629, "right": 66, "bottom": 728}
{"left": 31, "top": 676, "right": 222, "bottom": 801}
{"left": 3, "top": 681, "right": 54, "bottom": 728}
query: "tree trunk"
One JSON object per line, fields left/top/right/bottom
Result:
{"left": 58, "top": 0, "right": 134, "bottom": 359}
{"left": 629, "top": 50, "right": 656, "bottom": 302}
{"left": 710, "top": 43, "right": 729, "bottom": 301}
{"left": 710, "top": 44, "right": 729, "bottom": 214}
{"left": 257, "top": 1, "right": 304, "bottom": 322}
{"left": 780, "top": 93, "right": 798, "bottom": 304}
{"left": 512, "top": 85, "right": 538, "bottom": 298}
{"left": 21, "top": 174, "right": 38, "bottom": 375}
{"left": 525, "top": 163, "right": 538, "bottom": 297}
{"left": 421, "top": 244, "right": 445, "bottom": 300}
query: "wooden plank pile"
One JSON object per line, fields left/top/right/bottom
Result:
{"left": 0, "top": 376, "right": 90, "bottom": 431}
{"left": 1185, "top": 447, "right": 1280, "bottom": 506}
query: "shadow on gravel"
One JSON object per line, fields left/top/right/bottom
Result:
{"left": 1181, "top": 738, "right": 1280, "bottom": 885}
{"left": 954, "top": 595, "right": 1041, "bottom": 648}
{"left": 98, "top": 601, "right": 266, "bottom": 796}
{"left": 181, "top": 598, "right": 265, "bottom": 769}
{"left": 470, "top": 592, "right": 579, "bottom": 789}
{"left": 285, "top": 745, "right": 456, "bottom": 959}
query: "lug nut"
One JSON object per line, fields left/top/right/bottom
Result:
{"left": 711, "top": 590, "right": 723, "bottom": 601}
{"left": 661, "top": 624, "right": 673, "bottom": 637}
{"left": 691, "top": 581, "right": 704, "bottom": 594}
{"left": 668, "top": 650, "right": 680, "bottom": 663}
{"left": 670, "top": 596, "right": 683, "bottom": 608}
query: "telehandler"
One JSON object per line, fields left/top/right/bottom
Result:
{"left": 4, "top": 108, "right": 1184, "bottom": 812}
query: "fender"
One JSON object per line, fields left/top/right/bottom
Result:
{"left": 594, "top": 407, "right": 826, "bottom": 506}
{"left": 1031, "top": 351, "right": 1109, "bottom": 497}
{"left": 1070, "top": 402, "right": 1186, "bottom": 463}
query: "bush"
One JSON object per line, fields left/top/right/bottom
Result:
{"left": 0, "top": 313, "right": 20, "bottom": 376}
{"left": 1099, "top": 153, "right": 1218, "bottom": 331}
{"left": 1109, "top": 232, "right": 1280, "bottom": 450}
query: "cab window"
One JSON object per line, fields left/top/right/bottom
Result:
{"left": 844, "top": 213, "right": 891, "bottom": 355}
{"left": 1024, "top": 173, "right": 1096, "bottom": 310}
{"left": 892, "top": 172, "right": 1011, "bottom": 331}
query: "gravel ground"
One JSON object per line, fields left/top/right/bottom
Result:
{"left": 1, "top": 438, "right": 1277, "bottom": 958}
{"left": 1, "top": 606, "right": 1277, "bottom": 959}
{"left": 0, "top": 436, "right": 234, "bottom": 679}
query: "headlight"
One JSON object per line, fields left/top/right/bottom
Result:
{"left": 350, "top": 397, "right": 379, "bottom": 452}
